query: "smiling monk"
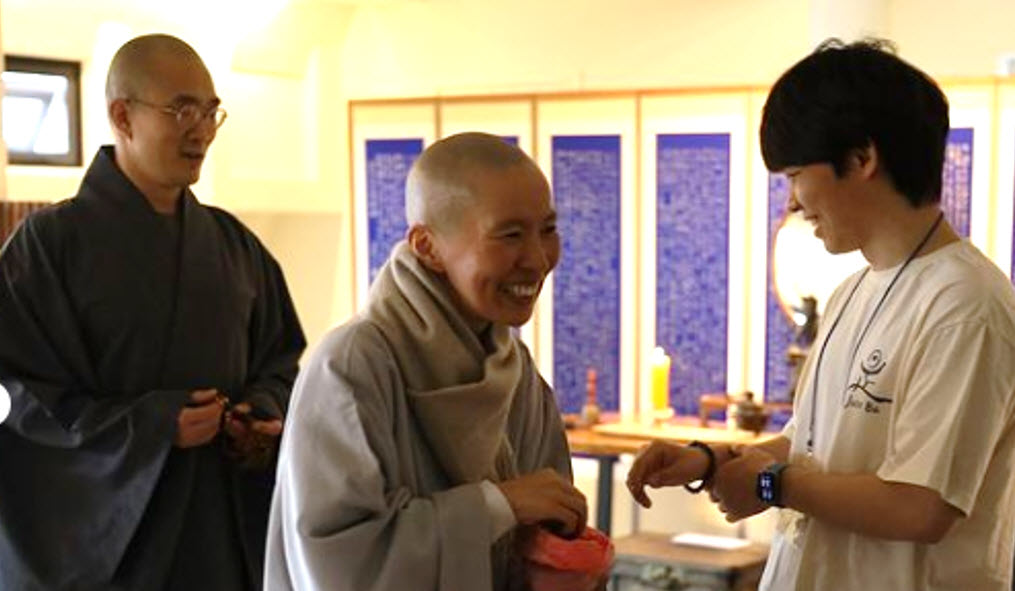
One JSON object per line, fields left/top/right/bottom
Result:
{"left": 266, "top": 132, "right": 588, "bottom": 591}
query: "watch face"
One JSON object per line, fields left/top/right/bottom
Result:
{"left": 758, "top": 472, "right": 776, "bottom": 503}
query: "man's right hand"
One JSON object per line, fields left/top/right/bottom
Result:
{"left": 173, "top": 389, "right": 225, "bottom": 448}
{"left": 626, "top": 440, "right": 719, "bottom": 508}
{"left": 497, "top": 468, "right": 588, "bottom": 538}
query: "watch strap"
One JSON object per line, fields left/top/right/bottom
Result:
{"left": 683, "top": 441, "right": 716, "bottom": 494}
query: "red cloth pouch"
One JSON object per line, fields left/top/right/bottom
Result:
{"left": 521, "top": 527, "right": 614, "bottom": 591}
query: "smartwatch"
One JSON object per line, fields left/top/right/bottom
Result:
{"left": 756, "top": 462, "right": 789, "bottom": 507}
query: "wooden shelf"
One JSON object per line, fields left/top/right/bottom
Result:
{"left": 566, "top": 416, "right": 778, "bottom": 457}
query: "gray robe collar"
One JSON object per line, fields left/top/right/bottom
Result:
{"left": 365, "top": 241, "right": 522, "bottom": 484}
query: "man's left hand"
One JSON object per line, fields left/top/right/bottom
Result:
{"left": 224, "top": 402, "right": 283, "bottom": 470}
{"left": 711, "top": 446, "right": 776, "bottom": 522}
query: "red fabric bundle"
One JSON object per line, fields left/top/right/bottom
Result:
{"left": 522, "top": 527, "right": 614, "bottom": 591}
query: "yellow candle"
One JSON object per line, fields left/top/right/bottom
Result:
{"left": 650, "top": 347, "right": 671, "bottom": 411}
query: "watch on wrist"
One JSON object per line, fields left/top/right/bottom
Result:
{"left": 756, "top": 462, "right": 789, "bottom": 507}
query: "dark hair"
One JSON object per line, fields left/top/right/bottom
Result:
{"left": 760, "top": 38, "right": 949, "bottom": 207}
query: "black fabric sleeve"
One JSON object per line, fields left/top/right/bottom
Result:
{"left": 0, "top": 215, "right": 189, "bottom": 588}
{"left": 0, "top": 214, "right": 190, "bottom": 444}
{"left": 238, "top": 242, "right": 306, "bottom": 419}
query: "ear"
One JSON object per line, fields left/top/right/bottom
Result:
{"left": 109, "top": 99, "right": 132, "bottom": 139}
{"left": 851, "top": 142, "right": 879, "bottom": 180}
{"left": 407, "top": 224, "right": 446, "bottom": 273}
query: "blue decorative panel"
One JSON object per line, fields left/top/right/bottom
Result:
{"left": 655, "top": 134, "right": 729, "bottom": 416}
{"left": 764, "top": 174, "right": 795, "bottom": 403}
{"left": 942, "top": 128, "right": 973, "bottom": 238}
{"left": 366, "top": 138, "right": 424, "bottom": 284}
{"left": 551, "top": 135, "right": 622, "bottom": 414}
{"left": 764, "top": 175, "right": 795, "bottom": 429}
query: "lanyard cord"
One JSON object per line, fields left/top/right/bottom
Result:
{"left": 805, "top": 211, "right": 945, "bottom": 454}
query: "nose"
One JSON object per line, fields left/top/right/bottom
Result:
{"left": 786, "top": 188, "right": 802, "bottom": 214}
{"left": 521, "top": 233, "right": 554, "bottom": 275}
{"left": 188, "top": 113, "right": 218, "bottom": 144}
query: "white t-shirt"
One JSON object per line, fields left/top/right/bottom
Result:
{"left": 761, "top": 241, "right": 1015, "bottom": 591}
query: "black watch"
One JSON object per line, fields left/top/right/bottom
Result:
{"left": 756, "top": 462, "right": 789, "bottom": 507}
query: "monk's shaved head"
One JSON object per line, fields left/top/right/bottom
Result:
{"left": 105, "top": 34, "right": 207, "bottom": 105}
{"left": 406, "top": 132, "right": 543, "bottom": 234}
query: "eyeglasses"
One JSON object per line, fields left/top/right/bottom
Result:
{"left": 127, "top": 98, "right": 228, "bottom": 129}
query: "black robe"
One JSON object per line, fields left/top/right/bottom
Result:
{"left": 0, "top": 146, "right": 306, "bottom": 590}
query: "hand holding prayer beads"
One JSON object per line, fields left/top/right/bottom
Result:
{"left": 224, "top": 401, "right": 283, "bottom": 470}
{"left": 173, "top": 388, "right": 226, "bottom": 448}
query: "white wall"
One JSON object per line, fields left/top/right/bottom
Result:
{"left": 891, "top": 0, "right": 1015, "bottom": 77}
{"left": 338, "top": 0, "right": 812, "bottom": 97}
{"left": 238, "top": 211, "right": 344, "bottom": 352}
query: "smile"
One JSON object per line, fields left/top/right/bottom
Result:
{"left": 504, "top": 283, "right": 540, "bottom": 298}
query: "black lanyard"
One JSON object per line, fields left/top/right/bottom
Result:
{"left": 805, "top": 212, "right": 945, "bottom": 455}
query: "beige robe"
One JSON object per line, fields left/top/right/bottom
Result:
{"left": 265, "top": 243, "right": 572, "bottom": 590}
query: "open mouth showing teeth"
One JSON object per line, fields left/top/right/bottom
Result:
{"left": 505, "top": 284, "right": 539, "bottom": 298}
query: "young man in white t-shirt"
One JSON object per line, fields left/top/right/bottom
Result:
{"left": 627, "top": 39, "right": 1015, "bottom": 590}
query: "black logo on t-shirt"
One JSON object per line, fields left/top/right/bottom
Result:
{"left": 843, "top": 349, "right": 893, "bottom": 414}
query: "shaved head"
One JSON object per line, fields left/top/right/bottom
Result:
{"left": 406, "top": 132, "right": 543, "bottom": 234}
{"left": 405, "top": 132, "right": 558, "bottom": 327}
{"left": 105, "top": 34, "right": 207, "bottom": 105}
